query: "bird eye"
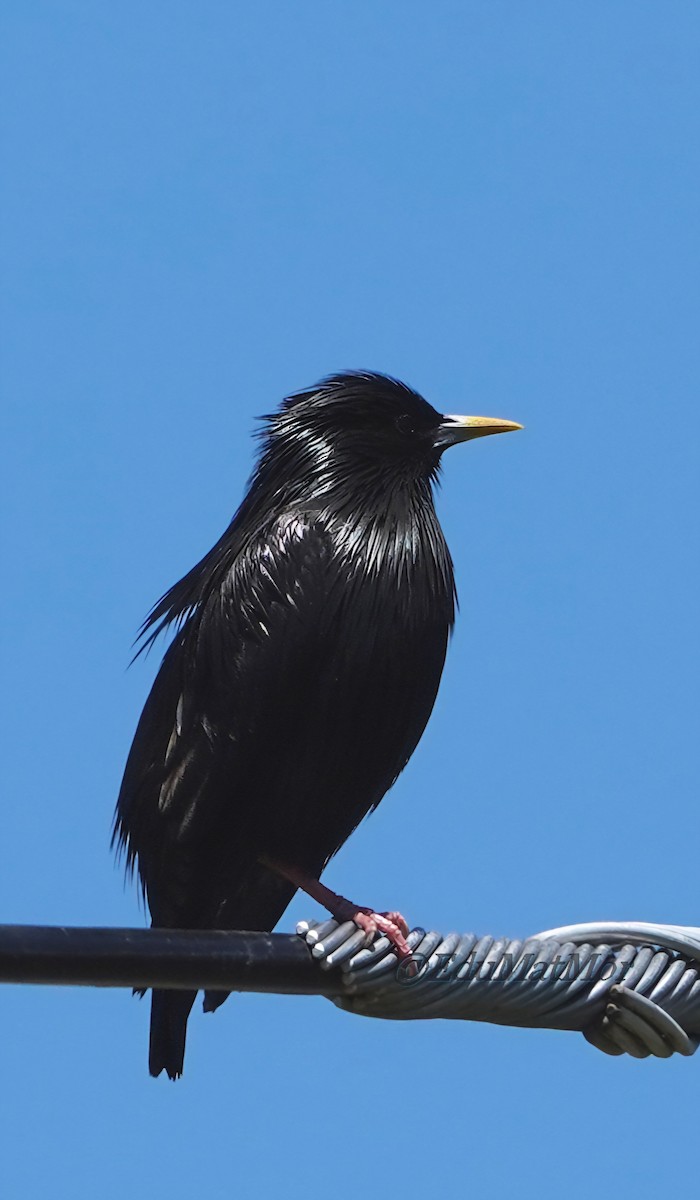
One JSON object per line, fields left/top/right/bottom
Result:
{"left": 395, "top": 414, "right": 415, "bottom": 436}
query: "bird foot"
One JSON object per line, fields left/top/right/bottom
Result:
{"left": 260, "top": 856, "right": 412, "bottom": 960}
{"left": 337, "top": 904, "right": 412, "bottom": 960}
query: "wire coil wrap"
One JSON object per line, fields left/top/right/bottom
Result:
{"left": 297, "top": 918, "right": 700, "bottom": 1058}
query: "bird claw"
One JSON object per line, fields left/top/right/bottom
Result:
{"left": 352, "top": 908, "right": 412, "bottom": 960}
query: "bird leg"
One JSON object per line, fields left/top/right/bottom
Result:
{"left": 261, "top": 856, "right": 412, "bottom": 960}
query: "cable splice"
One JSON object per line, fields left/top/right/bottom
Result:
{"left": 297, "top": 918, "right": 700, "bottom": 1058}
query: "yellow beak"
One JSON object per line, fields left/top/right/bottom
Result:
{"left": 436, "top": 414, "right": 523, "bottom": 447}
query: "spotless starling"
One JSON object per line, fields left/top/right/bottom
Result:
{"left": 113, "top": 371, "right": 521, "bottom": 1078}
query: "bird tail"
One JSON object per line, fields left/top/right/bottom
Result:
{"left": 147, "top": 866, "right": 298, "bottom": 1078}
{"left": 148, "top": 989, "right": 197, "bottom": 1080}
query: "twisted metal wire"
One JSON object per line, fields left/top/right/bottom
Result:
{"left": 297, "top": 918, "right": 700, "bottom": 1059}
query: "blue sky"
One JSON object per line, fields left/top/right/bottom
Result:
{"left": 2, "top": 4, "right": 699, "bottom": 1197}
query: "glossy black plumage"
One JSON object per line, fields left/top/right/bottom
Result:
{"left": 114, "top": 371, "right": 518, "bottom": 1078}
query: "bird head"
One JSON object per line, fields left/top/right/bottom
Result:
{"left": 253, "top": 372, "right": 521, "bottom": 508}
{"left": 262, "top": 372, "right": 521, "bottom": 482}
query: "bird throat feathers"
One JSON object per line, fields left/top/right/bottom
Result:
{"left": 248, "top": 419, "right": 456, "bottom": 626}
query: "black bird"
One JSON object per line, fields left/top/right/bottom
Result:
{"left": 113, "top": 371, "right": 521, "bottom": 1078}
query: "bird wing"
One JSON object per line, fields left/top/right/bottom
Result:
{"left": 113, "top": 509, "right": 343, "bottom": 923}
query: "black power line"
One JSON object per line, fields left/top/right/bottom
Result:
{"left": 0, "top": 923, "right": 338, "bottom": 995}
